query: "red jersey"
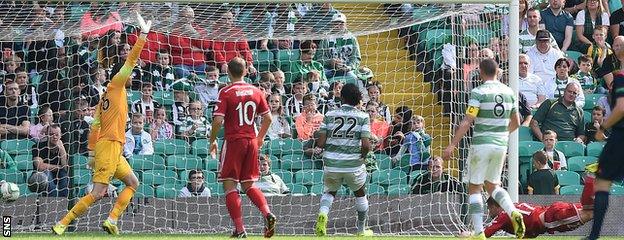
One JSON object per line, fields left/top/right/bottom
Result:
{"left": 485, "top": 202, "right": 583, "bottom": 238}
{"left": 214, "top": 82, "right": 269, "bottom": 140}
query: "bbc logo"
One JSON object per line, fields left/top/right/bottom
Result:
{"left": 2, "top": 216, "right": 10, "bottom": 237}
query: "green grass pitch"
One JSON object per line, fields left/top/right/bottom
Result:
{"left": 9, "top": 233, "right": 624, "bottom": 240}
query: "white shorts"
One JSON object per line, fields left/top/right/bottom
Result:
{"left": 467, "top": 145, "right": 507, "bottom": 185}
{"left": 323, "top": 167, "right": 368, "bottom": 193}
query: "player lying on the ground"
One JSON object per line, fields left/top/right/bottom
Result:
{"left": 478, "top": 167, "right": 596, "bottom": 238}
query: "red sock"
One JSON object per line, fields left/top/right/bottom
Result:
{"left": 225, "top": 190, "right": 244, "bottom": 232}
{"left": 581, "top": 175, "right": 595, "bottom": 209}
{"left": 246, "top": 187, "right": 270, "bottom": 216}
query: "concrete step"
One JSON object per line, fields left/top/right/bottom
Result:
{"left": 358, "top": 37, "right": 404, "bottom": 49}
{"left": 363, "top": 60, "right": 416, "bottom": 72}
{"left": 375, "top": 72, "right": 425, "bottom": 83}
{"left": 362, "top": 50, "right": 411, "bottom": 61}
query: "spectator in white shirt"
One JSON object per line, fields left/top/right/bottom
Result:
{"left": 519, "top": 54, "right": 547, "bottom": 108}
{"left": 123, "top": 114, "right": 154, "bottom": 158}
{"left": 131, "top": 82, "right": 161, "bottom": 124}
{"left": 179, "top": 169, "right": 211, "bottom": 197}
{"left": 519, "top": 8, "right": 560, "bottom": 53}
{"left": 527, "top": 29, "right": 565, "bottom": 83}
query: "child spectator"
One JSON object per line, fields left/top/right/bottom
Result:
{"left": 259, "top": 71, "right": 275, "bottom": 87}
{"left": 256, "top": 154, "right": 290, "bottom": 196}
{"left": 585, "top": 105, "right": 609, "bottom": 143}
{"left": 527, "top": 151, "right": 560, "bottom": 195}
{"left": 544, "top": 58, "right": 585, "bottom": 108}
{"left": 30, "top": 106, "right": 53, "bottom": 142}
{"left": 149, "top": 107, "right": 174, "bottom": 141}
{"left": 171, "top": 81, "right": 192, "bottom": 129}
{"left": 285, "top": 78, "right": 308, "bottom": 117}
{"left": 586, "top": 26, "right": 611, "bottom": 72}
{"left": 0, "top": 55, "right": 21, "bottom": 78}
{"left": 179, "top": 169, "right": 211, "bottom": 197}
{"left": 267, "top": 93, "right": 292, "bottom": 139}
{"left": 192, "top": 66, "right": 220, "bottom": 108}
{"left": 271, "top": 70, "right": 288, "bottom": 95}
{"left": 385, "top": 106, "right": 413, "bottom": 156}
{"left": 367, "top": 82, "right": 392, "bottom": 123}
{"left": 319, "top": 81, "right": 343, "bottom": 114}
{"left": 144, "top": 49, "right": 175, "bottom": 91}
{"left": 575, "top": 55, "right": 596, "bottom": 93}
{"left": 393, "top": 115, "right": 432, "bottom": 172}
{"left": 366, "top": 101, "right": 389, "bottom": 152}
{"left": 295, "top": 94, "right": 324, "bottom": 141}
{"left": 123, "top": 113, "right": 154, "bottom": 158}
{"left": 14, "top": 67, "right": 37, "bottom": 108}
{"left": 131, "top": 82, "right": 161, "bottom": 124}
{"left": 542, "top": 130, "right": 567, "bottom": 170}
{"left": 178, "top": 101, "right": 210, "bottom": 142}
{"left": 306, "top": 70, "right": 329, "bottom": 98}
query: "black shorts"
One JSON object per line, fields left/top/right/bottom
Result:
{"left": 597, "top": 128, "right": 624, "bottom": 181}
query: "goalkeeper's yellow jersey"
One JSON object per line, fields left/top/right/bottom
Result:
{"left": 87, "top": 36, "right": 146, "bottom": 149}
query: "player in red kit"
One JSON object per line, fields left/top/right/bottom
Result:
{"left": 209, "top": 57, "right": 275, "bottom": 238}
{"left": 481, "top": 174, "right": 596, "bottom": 238}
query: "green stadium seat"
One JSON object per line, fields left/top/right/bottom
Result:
{"left": 371, "top": 169, "right": 407, "bottom": 186}
{"left": 565, "top": 50, "right": 583, "bottom": 63}
{"left": 556, "top": 141, "right": 585, "bottom": 157}
{"left": 70, "top": 154, "right": 90, "bottom": 169}
{"left": 156, "top": 184, "right": 179, "bottom": 199}
{"left": 154, "top": 139, "right": 190, "bottom": 155}
{"left": 166, "top": 155, "right": 204, "bottom": 171}
{"left": 17, "top": 183, "right": 34, "bottom": 196}
{"left": 560, "top": 185, "right": 583, "bottom": 195}
{"left": 583, "top": 111, "right": 592, "bottom": 124}
{"left": 368, "top": 184, "right": 386, "bottom": 195}
{"left": 328, "top": 75, "right": 358, "bottom": 86}
{"left": 206, "top": 182, "right": 225, "bottom": 196}
{"left": 309, "top": 184, "right": 348, "bottom": 196}
{"left": 1, "top": 139, "right": 35, "bottom": 155}
{"left": 268, "top": 139, "right": 303, "bottom": 156}
{"left": 153, "top": 91, "right": 175, "bottom": 106}
{"left": 519, "top": 141, "right": 544, "bottom": 157}
{"left": 375, "top": 154, "right": 393, "bottom": 169}
{"left": 129, "top": 155, "right": 166, "bottom": 170}
{"left": 191, "top": 139, "right": 210, "bottom": 157}
{"left": 396, "top": 155, "right": 411, "bottom": 169}
{"left": 409, "top": 170, "right": 425, "bottom": 184}
{"left": 280, "top": 154, "right": 314, "bottom": 171}
{"left": 465, "top": 27, "right": 494, "bottom": 45}
{"left": 268, "top": 155, "right": 280, "bottom": 169}
{"left": 73, "top": 169, "right": 92, "bottom": 185}
{"left": 286, "top": 183, "right": 308, "bottom": 194}
{"left": 586, "top": 142, "right": 605, "bottom": 157}
{"left": 567, "top": 156, "right": 598, "bottom": 172}
{"left": 519, "top": 126, "right": 534, "bottom": 141}
{"left": 180, "top": 170, "right": 216, "bottom": 183}
{"left": 295, "top": 170, "right": 323, "bottom": 185}
{"left": 205, "top": 155, "right": 220, "bottom": 171}
{"left": 127, "top": 90, "right": 141, "bottom": 103}
{"left": 610, "top": 185, "right": 624, "bottom": 195}
{"left": 387, "top": 184, "right": 411, "bottom": 196}
{"left": 584, "top": 94, "right": 604, "bottom": 110}
{"left": 0, "top": 169, "right": 25, "bottom": 184}
{"left": 142, "top": 170, "right": 177, "bottom": 186}
{"left": 424, "top": 29, "right": 452, "bottom": 50}
{"left": 14, "top": 155, "right": 33, "bottom": 171}
{"left": 273, "top": 170, "right": 293, "bottom": 184}
{"left": 519, "top": 162, "right": 533, "bottom": 187}
{"left": 555, "top": 170, "right": 580, "bottom": 186}
{"left": 252, "top": 49, "right": 275, "bottom": 72}
{"left": 135, "top": 184, "right": 155, "bottom": 198}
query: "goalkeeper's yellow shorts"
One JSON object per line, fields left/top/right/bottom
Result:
{"left": 92, "top": 140, "right": 132, "bottom": 184}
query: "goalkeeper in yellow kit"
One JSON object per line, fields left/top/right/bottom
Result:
{"left": 52, "top": 13, "right": 152, "bottom": 235}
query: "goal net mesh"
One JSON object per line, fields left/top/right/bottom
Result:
{"left": 0, "top": 2, "right": 511, "bottom": 236}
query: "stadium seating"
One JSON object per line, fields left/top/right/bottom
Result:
{"left": 519, "top": 126, "right": 533, "bottom": 141}
{"left": 387, "top": 184, "right": 411, "bottom": 196}
{"left": 565, "top": 50, "right": 583, "bottom": 64}
{"left": 424, "top": 29, "right": 452, "bottom": 49}
{"left": 17, "top": 183, "right": 34, "bottom": 196}
{"left": 309, "top": 184, "right": 348, "bottom": 196}
{"left": 586, "top": 142, "right": 605, "bottom": 157}
{"left": 179, "top": 170, "right": 216, "bottom": 183}
{"left": 0, "top": 169, "right": 25, "bottom": 184}
{"left": 368, "top": 184, "right": 386, "bottom": 195}
{"left": 273, "top": 170, "right": 293, "bottom": 184}
{"left": 206, "top": 182, "right": 225, "bottom": 196}
{"left": 280, "top": 154, "right": 314, "bottom": 171}
{"left": 191, "top": 139, "right": 210, "bottom": 157}
{"left": 566, "top": 156, "right": 597, "bottom": 172}
{"left": 142, "top": 170, "right": 177, "bottom": 186}
{"left": 465, "top": 27, "right": 494, "bottom": 45}
{"left": 1, "top": 139, "right": 35, "bottom": 156}
{"left": 129, "top": 155, "right": 166, "bottom": 171}
{"left": 154, "top": 139, "right": 190, "bottom": 155}
{"left": 584, "top": 94, "right": 604, "bottom": 110}
{"left": 156, "top": 184, "right": 179, "bottom": 199}
{"left": 204, "top": 156, "right": 220, "bottom": 171}
{"left": 287, "top": 183, "right": 308, "bottom": 194}
{"left": 166, "top": 155, "right": 204, "bottom": 171}
{"left": 295, "top": 170, "right": 323, "bottom": 185}
{"left": 154, "top": 91, "right": 175, "bottom": 106}
{"left": 135, "top": 185, "right": 156, "bottom": 198}
{"left": 71, "top": 154, "right": 90, "bottom": 169}
{"left": 396, "top": 155, "right": 412, "bottom": 169}
{"left": 519, "top": 141, "right": 544, "bottom": 163}
{"left": 73, "top": 169, "right": 92, "bottom": 185}
{"left": 555, "top": 170, "right": 581, "bottom": 186}
{"left": 560, "top": 185, "right": 583, "bottom": 195}
{"left": 611, "top": 185, "right": 624, "bottom": 195}
{"left": 371, "top": 169, "right": 407, "bottom": 186}
{"left": 375, "top": 154, "right": 393, "bottom": 169}
{"left": 583, "top": 111, "right": 592, "bottom": 124}
{"left": 268, "top": 139, "right": 304, "bottom": 157}
{"left": 252, "top": 49, "right": 275, "bottom": 72}
{"left": 555, "top": 141, "right": 585, "bottom": 157}
{"left": 14, "top": 155, "right": 33, "bottom": 171}
{"left": 127, "top": 90, "right": 141, "bottom": 104}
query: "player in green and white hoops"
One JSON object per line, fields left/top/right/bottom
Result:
{"left": 443, "top": 59, "right": 525, "bottom": 240}
{"left": 314, "top": 83, "right": 373, "bottom": 237}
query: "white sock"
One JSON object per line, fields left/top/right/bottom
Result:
{"left": 468, "top": 193, "right": 484, "bottom": 234}
{"left": 492, "top": 187, "right": 517, "bottom": 217}
{"left": 319, "top": 193, "right": 335, "bottom": 215}
{"left": 355, "top": 196, "right": 369, "bottom": 232}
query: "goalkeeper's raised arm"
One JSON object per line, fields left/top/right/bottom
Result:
{"left": 110, "top": 12, "right": 152, "bottom": 87}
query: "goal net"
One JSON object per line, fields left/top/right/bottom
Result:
{"left": 0, "top": 1, "right": 513, "bottom": 236}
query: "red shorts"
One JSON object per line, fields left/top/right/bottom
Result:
{"left": 218, "top": 138, "right": 260, "bottom": 183}
{"left": 543, "top": 202, "right": 583, "bottom": 233}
